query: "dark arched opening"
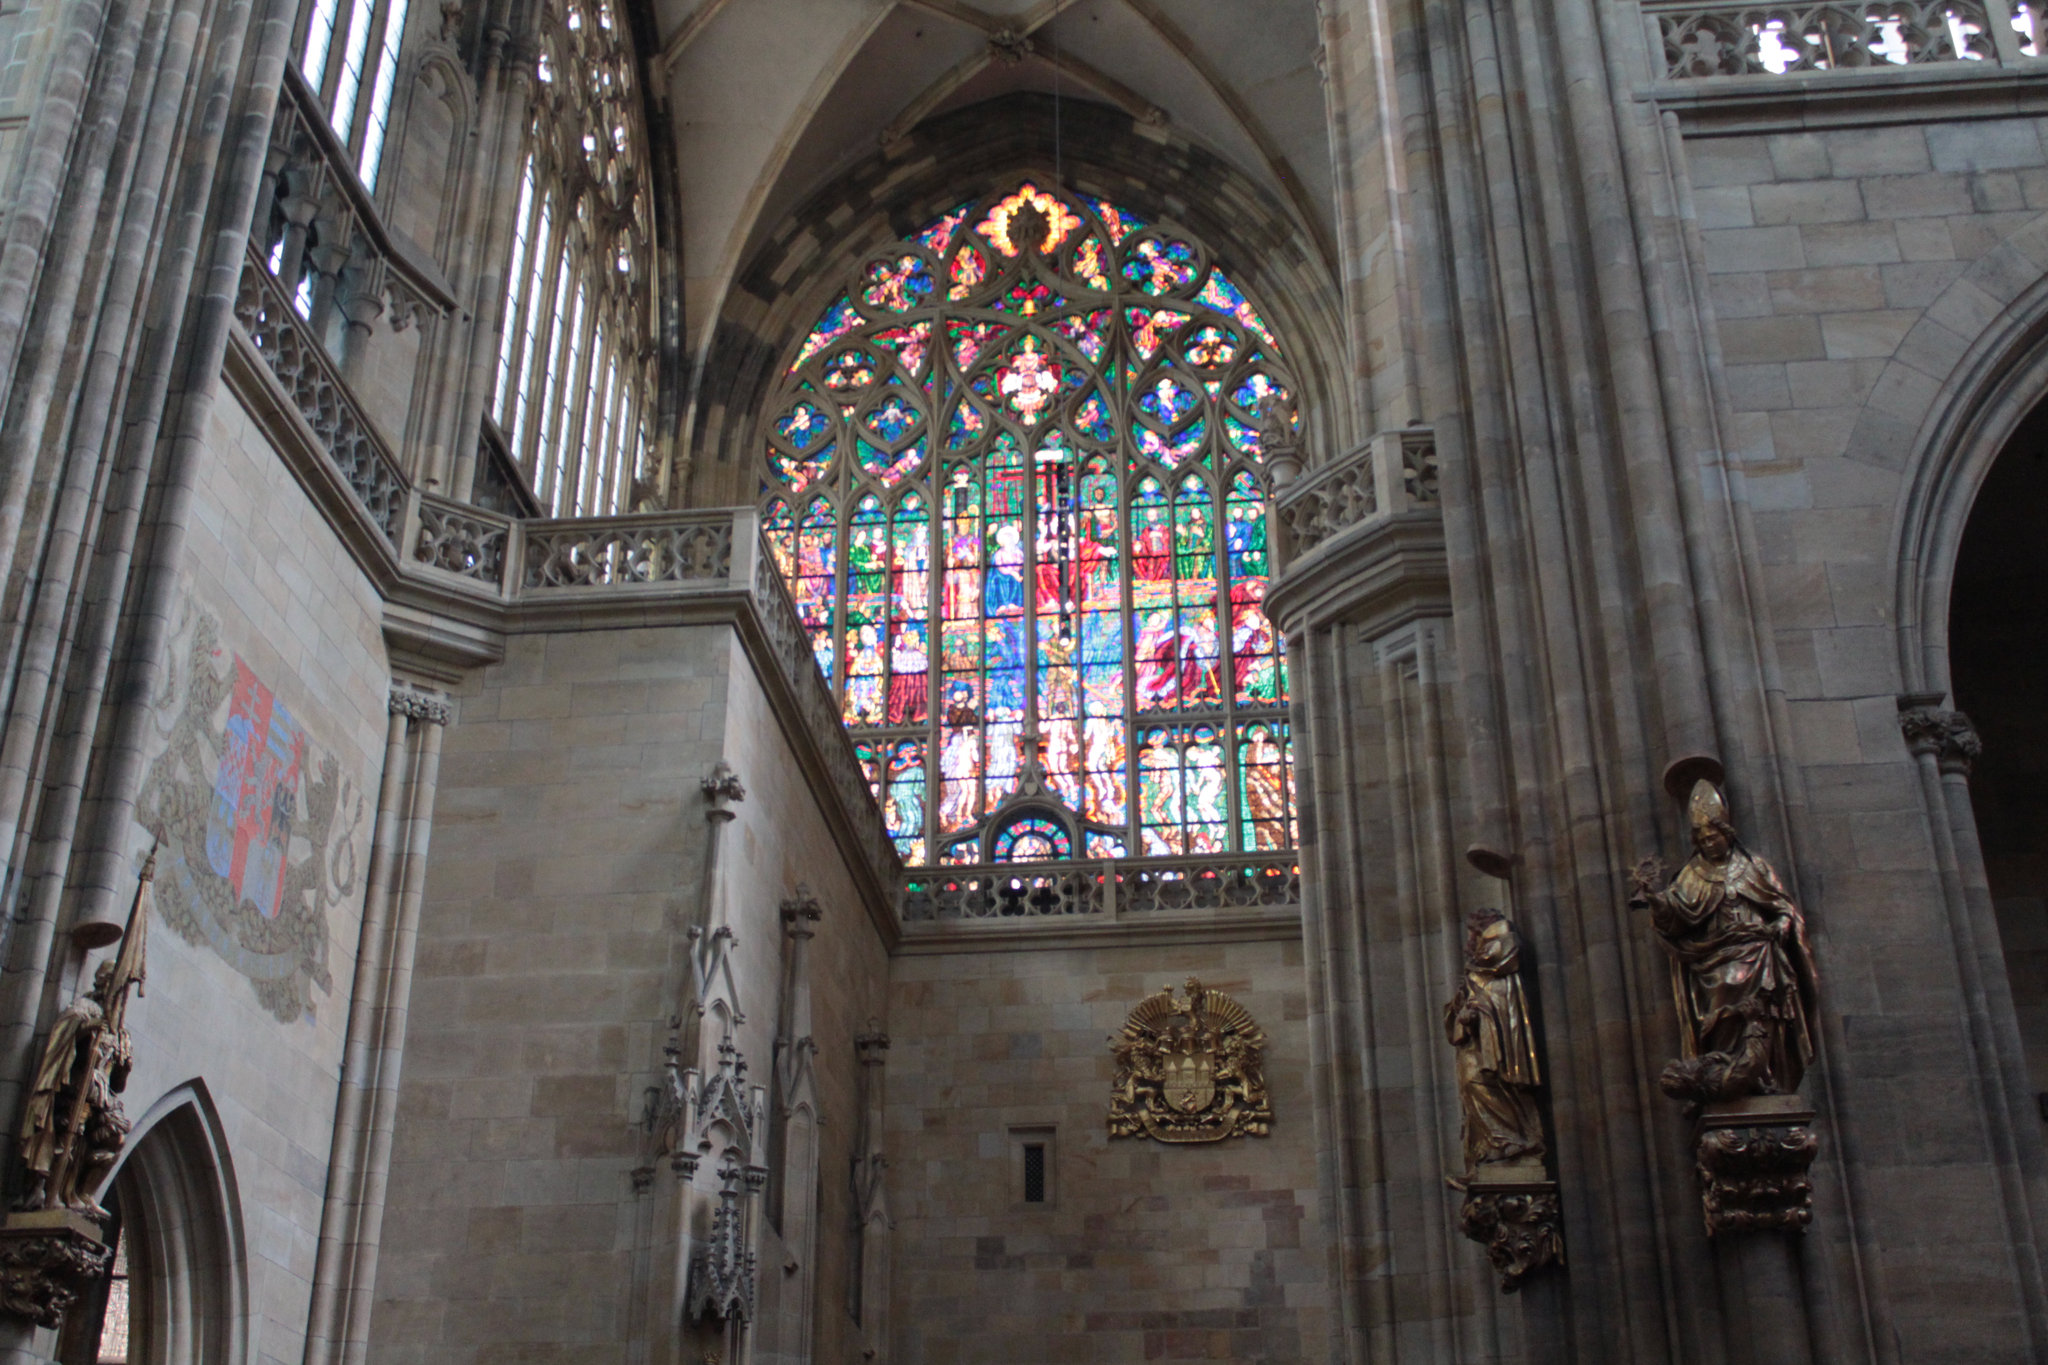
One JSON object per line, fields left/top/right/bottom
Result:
{"left": 1952, "top": 396, "right": 2048, "bottom": 1093}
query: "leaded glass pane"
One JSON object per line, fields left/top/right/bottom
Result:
{"left": 763, "top": 181, "right": 1297, "bottom": 865}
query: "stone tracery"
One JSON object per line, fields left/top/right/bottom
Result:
{"left": 490, "top": 0, "right": 657, "bottom": 516}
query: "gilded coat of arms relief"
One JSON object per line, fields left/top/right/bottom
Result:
{"left": 1108, "top": 978, "right": 1271, "bottom": 1143}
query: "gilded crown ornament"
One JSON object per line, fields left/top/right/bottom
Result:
{"left": 1108, "top": 979, "right": 1270, "bottom": 1143}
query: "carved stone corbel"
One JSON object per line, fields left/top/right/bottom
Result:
{"left": 1694, "top": 1095, "right": 1819, "bottom": 1236}
{"left": 1455, "top": 1186, "right": 1564, "bottom": 1293}
{"left": 0, "top": 1212, "right": 113, "bottom": 1328}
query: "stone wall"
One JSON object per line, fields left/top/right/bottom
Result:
{"left": 884, "top": 931, "right": 1331, "bottom": 1365}
{"left": 370, "top": 623, "right": 890, "bottom": 1363}
{"left": 1685, "top": 108, "right": 2048, "bottom": 1361}
{"left": 117, "top": 388, "right": 392, "bottom": 1363}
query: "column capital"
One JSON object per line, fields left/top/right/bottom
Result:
{"left": 389, "top": 683, "right": 451, "bottom": 725}
{"left": 701, "top": 760, "right": 745, "bottom": 819}
{"left": 781, "top": 885, "right": 821, "bottom": 937}
{"left": 1898, "top": 699, "right": 1981, "bottom": 774}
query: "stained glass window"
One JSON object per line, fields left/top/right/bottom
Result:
{"left": 763, "top": 182, "right": 1297, "bottom": 866}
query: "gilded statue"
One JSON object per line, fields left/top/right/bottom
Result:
{"left": 1444, "top": 911, "right": 1545, "bottom": 1175}
{"left": 1630, "top": 781, "right": 1818, "bottom": 1102}
{"left": 19, "top": 853, "right": 150, "bottom": 1216}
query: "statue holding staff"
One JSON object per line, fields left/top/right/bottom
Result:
{"left": 1630, "top": 781, "right": 1818, "bottom": 1102}
{"left": 18, "top": 849, "right": 151, "bottom": 1217}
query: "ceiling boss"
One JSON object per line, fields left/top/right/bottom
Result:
{"left": 1108, "top": 978, "right": 1271, "bottom": 1143}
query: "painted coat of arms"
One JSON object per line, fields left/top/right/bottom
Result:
{"left": 1108, "top": 978, "right": 1271, "bottom": 1143}
{"left": 136, "top": 607, "right": 362, "bottom": 1021}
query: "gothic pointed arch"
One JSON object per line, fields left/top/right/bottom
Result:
{"left": 757, "top": 177, "right": 1303, "bottom": 867}
{"left": 86, "top": 1083, "right": 248, "bottom": 1365}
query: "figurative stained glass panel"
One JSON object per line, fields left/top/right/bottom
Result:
{"left": 761, "top": 181, "right": 1299, "bottom": 865}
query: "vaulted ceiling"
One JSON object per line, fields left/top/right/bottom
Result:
{"left": 646, "top": 0, "right": 1333, "bottom": 369}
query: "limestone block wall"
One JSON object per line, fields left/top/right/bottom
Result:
{"left": 884, "top": 932, "right": 1331, "bottom": 1365}
{"left": 714, "top": 640, "right": 892, "bottom": 1365}
{"left": 1683, "top": 108, "right": 2048, "bottom": 1358}
{"left": 370, "top": 623, "right": 889, "bottom": 1363}
{"left": 117, "top": 389, "right": 392, "bottom": 1363}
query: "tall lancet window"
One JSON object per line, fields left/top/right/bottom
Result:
{"left": 762, "top": 182, "right": 1298, "bottom": 867}
{"left": 490, "top": 0, "right": 655, "bottom": 515}
{"left": 296, "top": 0, "right": 413, "bottom": 189}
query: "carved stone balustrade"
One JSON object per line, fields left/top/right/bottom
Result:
{"left": 1647, "top": 0, "right": 2045, "bottom": 78}
{"left": 521, "top": 513, "right": 735, "bottom": 589}
{"left": 899, "top": 851, "right": 1299, "bottom": 927}
{"left": 252, "top": 67, "right": 457, "bottom": 348}
{"left": 413, "top": 495, "right": 511, "bottom": 584}
{"left": 1266, "top": 426, "right": 1446, "bottom": 640}
{"left": 234, "top": 254, "right": 410, "bottom": 542}
{"left": 1272, "top": 427, "right": 1437, "bottom": 562}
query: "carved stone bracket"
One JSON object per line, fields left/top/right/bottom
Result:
{"left": 0, "top": 1210, "right": 113, "bottom": 1329}
{"left": 1898, "top": 699, "right": 1982, "bottom": 776}
{"left": 1694, "top": 1096, "right": 1818, "bottom": 1237}
{"left": 1452, "top": 1173, "right": 1564, "bottom": 1293}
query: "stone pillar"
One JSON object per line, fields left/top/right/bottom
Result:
{"left": 850, "top": 1025, "right": 890, "bottom": 1365}
{"left": 1268, "top": 431, "right": 1515, "bottom": 1359}
{"left": 308, "top": 682, "right": 451, "bottom": 1365}
{"left": 1897, "top": 699, "right": 2048, "bottom": 1337}
{"left": 764, "top": 889, "right": 821, "bottom": 1364}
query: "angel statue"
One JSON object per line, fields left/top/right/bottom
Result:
{"left": 1630, "top": 780, "right": 1819, "bottom": 1103}
{"left": 19, "top": 849, "right": 151, "bottom": 1216}
{"left": 1444, "top": 911, "right": 1545, "bottom": 1176}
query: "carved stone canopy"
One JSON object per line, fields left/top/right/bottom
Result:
{"left": 1108, "top": 979, "right": 1270, "bottom": 1144}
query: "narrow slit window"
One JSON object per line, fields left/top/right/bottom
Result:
{"left": 1022, "top": 1143, "right": 1046, "bottom": 1203}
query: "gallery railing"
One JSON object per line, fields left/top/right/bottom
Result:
{"left": 235, "top": 251, "right": 410, "bottom": 542}
{"left": 1272, "top": 426, "right": 1438, "bottom": 560}
{"left": 898, "top": 851, "right": 1300, "bottom": 924}
{"left": 1647, "top": 0, "right": 2046, "bottom": 78}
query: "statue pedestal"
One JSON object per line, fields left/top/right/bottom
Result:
{"left": 0, "top": 1208, "right": 112, "bottom": 1328}
{"left": 1448, "top": 1159, "right": 1564, "bottom": 1291}
{"left": 1694, "top": 1094, "right": 1818, "bottom": 1237}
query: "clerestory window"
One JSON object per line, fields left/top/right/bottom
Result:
{"left": 297, "top": 0, "right": 413, "bottom": 190}
{"left": 761, "top": 181, "right": 1298, "bottom": 867}
{"left": 490, "top": 0, "right": 655, "bottom": 516}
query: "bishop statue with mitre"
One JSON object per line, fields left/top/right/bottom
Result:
{"left": 1630, "top": 781, "right": 1819, "bottom": 1103}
